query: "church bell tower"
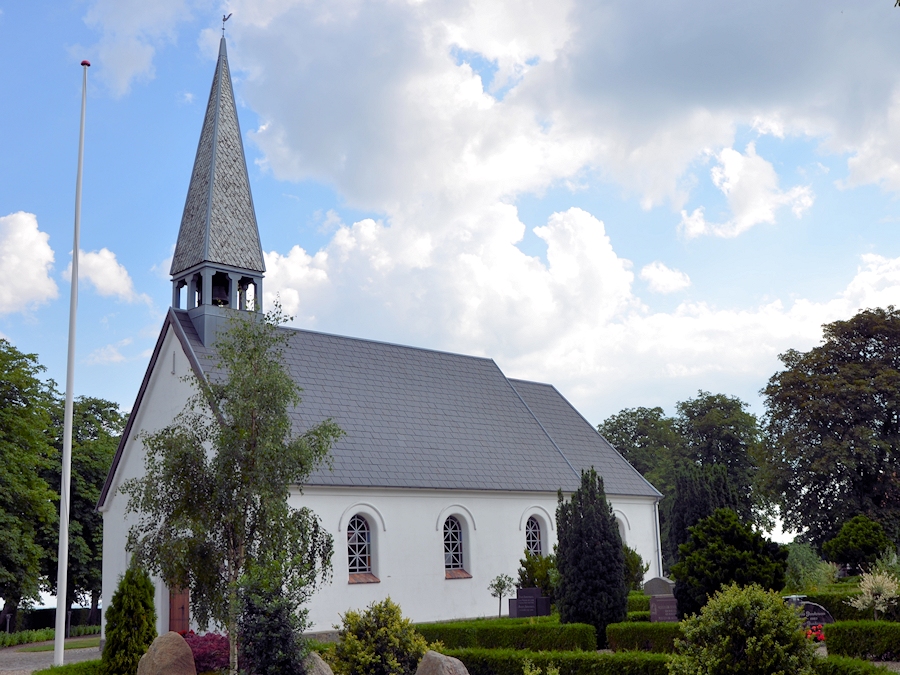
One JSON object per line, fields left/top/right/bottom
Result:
{"left": 170, "top": 37, "right": 265, "bottom": 346}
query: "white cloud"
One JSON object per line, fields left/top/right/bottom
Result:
{"left": 85, "top": 338, "right": 133, "bottom": 365}
{"left": 65, "top": 248, "right": 151, "bottom": 304}
{"left": 640, "top": 262, "right": 691, "bottom": 294}
{"left": 0, "top": 212, "right": 58, "bottom": 315}
{"left": 679, "top": 143, "right": 814, "bottom": 238}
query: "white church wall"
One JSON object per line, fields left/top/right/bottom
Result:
{"left": 296, "top": 486, "right": 660, "bottom": 630}
{"left": 100, "top": 325, "right": 201, "bottom": 639}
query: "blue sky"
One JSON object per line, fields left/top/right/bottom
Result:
{"left": 3, "top": 0, "right": 900, "bottom": 427}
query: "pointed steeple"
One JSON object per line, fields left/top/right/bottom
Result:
{"left": 170, "top": 37, "right": 265, "bottom": 344}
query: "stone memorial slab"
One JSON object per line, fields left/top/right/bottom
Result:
{"left": 650, "top": 596, "right": 679, "bottom": 623}
{"left": 508, "top": 587, "right": 550, "bottom": 618}
{"left": 799, "top": 602, "right": 834, "bottom": 627}
{"left": 643, "top": 577, "right": 675, "bottom": 596}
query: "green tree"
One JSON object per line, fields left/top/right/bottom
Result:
{"left": 123, "top": 307, "right": 344, "bottom": 675}
{"left": 783, "top": 542, "right": 835, "bottom": 593}
{"left": 488, "top": 574, "right": 516, "bottom": 617}
{"left": 669, "top": 583, "right": 815, "bottom": 675}
{"left": 671, "top": 508, "right": 787, "bottom": 618}
{"left": 822, "top": 515, "right": 893, "bottom": 573}
{"left": 517, "top": 549, "right": 557, "bottom": 603}
{"left": 0, "top": 339, "right": 57, "bottom": 629}
{"left": 40, "top": 397, "right": 124, "bottom": 625}
{"left": 555, "top": 468, "right": 627, "bottom": 645}
{"left": 762, "top": 307, "right": 900, "bottom": 547}
{"left": 623, "top": 545, "right": 649, "bottom": 591}
{"left": 100, "top": 564, "right": 157, "bottom": 675}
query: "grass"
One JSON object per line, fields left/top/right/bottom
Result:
{"left": 18, "top": 637, "right": 101, "bottom": 652}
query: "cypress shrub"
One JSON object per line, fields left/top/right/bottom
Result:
{"left": 443, "top": 647, "right": 669, "bottom": 675}
{"left": 824, "top": 621, "right": 900, "bottom": 661}
{"left": 238, "top": 575, "right": 306, "bottom": 675}
{"left": 555, "top": 469, "right": 628, "bottom": 646}
{"left": 606, "top": 622, "right": 682, "bottom": 653}
{"left": 414, "top": 623, "right": 595, "bottom": 651}
{"left": 100, "top": 566, "right": 157, "bottom": 675}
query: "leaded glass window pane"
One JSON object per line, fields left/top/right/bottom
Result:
{"left": 526, "top": 516, "right": 542, "bottom": 556}
{"left": 444, "top": 516, "right": 463, "bottom": 570}
{"left": 348, "top": 514, "right": 371, "bottom": 574}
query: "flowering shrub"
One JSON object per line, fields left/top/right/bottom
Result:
{"left": 846, "top": 571, "right": 900, "bottom": 620}
{"left": 182, "top": 631, "right": 230, "bottom": 672}
{"left": 805, "top": 624, "right": 825, "bottom": 643}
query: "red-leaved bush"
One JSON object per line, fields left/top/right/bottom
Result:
{"left": 182, "top": 631, "right": 230, "bottom": 672}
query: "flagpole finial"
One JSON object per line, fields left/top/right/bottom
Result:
{"left": 81, "top": 60, "right": 90, "bottom": 67}
{"left": 222, "top": 12, "right": 232, "bottom": 36}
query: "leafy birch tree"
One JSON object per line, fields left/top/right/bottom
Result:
{"left": 123, "top": 307, "right": 344, "bottom": 675}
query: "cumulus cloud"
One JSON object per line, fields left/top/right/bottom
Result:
{"left": 65, "top": 248, "right": 151, "bottom": 304}
{"left": 85, "top": 338, "right": 133, "bottom": 365}
{"left": 640, "top": 262, "right": 691, "bottom": 294}
{"left": 0, "top": 212, "right": 58, "bottom": 315}
{"left": 679, "top": 143, "right": 813, "bottom": 238}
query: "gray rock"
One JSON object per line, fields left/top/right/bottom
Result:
{"left": 137, "top": 631, "right": 196, "bottom": 675}
{"left": 305, "top": 651, "right": 335, "bottom": 675}
{"left": 415, "top": 650, "right": 469, "bottom": 675}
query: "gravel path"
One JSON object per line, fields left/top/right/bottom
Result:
{"left": 0, "top": 640, "right": 100, "bottom": 675}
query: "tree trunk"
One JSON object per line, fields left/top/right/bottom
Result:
{"left": 0, "top": 598, "right": 19, "bottom": 633}
{"left": 88, "top": 589, "right": 100, "bottom": 626}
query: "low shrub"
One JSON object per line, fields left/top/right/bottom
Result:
{"left": 625, "top": 611, "right": 651, "bottom": 622}
{"left": 0, "top": 628, "right": 55, "bottom": 648}
{"left": 182, "top": 631, "right": 230, "bottom": 673}
{"left": 32, "top": 661, "right": 102, "bottom": 675}
{"left": 606, "top": 622, "right": 682, "bottom": 653}
{"left": 71, "top": 625, "right": 101, "bottom": 637}
{"left": 415, "top": 623, "right": 595, "bottom": 651}
{"left": 443, "top": 647, "right": 669, "bottom": 675}
{"left": 627, "top": 593, "right": 650, "bottom": 613}
{"left": 812, "top": 656, "right": 893, "bottom": 675}
{"left": 824, "top": 621, "right": 900, "bottom": 661}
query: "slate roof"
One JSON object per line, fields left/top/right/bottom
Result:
{"left": 170, "top": 37, "right": 265, "bottom": 276}
{"left": 179, "top": 311, "right": 659, "bottom": 496}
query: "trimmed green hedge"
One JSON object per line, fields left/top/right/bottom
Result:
{"left": 33, "top": 660, "right": 101, "bottom": 675}
{"left": 625, "top": 611, "right": 651, "bottom": 622}
{"left": 443, "top": 648, "right": 669, "bottom": 675}
{"left": 0, "top": 629, "right": 55, "bottom": 648}
{"left": 812, "top": 656, "right": 892, "bottom": 675}
{"left": 606, "top": 622, "right": 682, "bottom": 653}
{"left": 416, "top": 622, "right": 596, "bottom": 651}
{"left": 825, "top": 621, "right": 900, "bottom": 661}
{"left": 803, "top": 593, "right": 875, "bottom": 622}
{"left": 628, "top": 593, "right": 650, "bottom": 613}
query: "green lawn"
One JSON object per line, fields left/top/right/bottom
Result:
{"left": 18, "top": 637, "right": 101, "bottom": 652}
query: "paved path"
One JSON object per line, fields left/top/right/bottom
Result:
{"left": 0, "top": 640, "right": 100, "bottom": 675}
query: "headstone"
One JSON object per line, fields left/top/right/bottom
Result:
{"left": 643, "top": 577, "right": 675, "bottom": 596}
{"left": 508, "top": 587, "right": 551, "bottom": 618}
{"left": 305, "top": 651, "right": 335, "bottom": 675}
{"left": 136, "top": 631, "right": 196, "bottom": 675}
{"left": 799, "top": 602, "right": 834, "bottom": 627}
{"left": 415, "top": 650, "right": 470, "bottom": 675}
{"left": 650, "top": 596, "right": 679, "bottom": 623}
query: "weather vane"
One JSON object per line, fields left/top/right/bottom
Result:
{"left": 222, "top": 12, "right": 233, "bottom": 36}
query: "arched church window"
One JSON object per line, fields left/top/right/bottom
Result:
{"left": 444, "top": 516, "right": 463, "bottom": 570}
{"left": 526, "top": 516, "right": 542, "bottom": 556}
{"left": 347, "top": 514, "right": 371, "bottom": 574}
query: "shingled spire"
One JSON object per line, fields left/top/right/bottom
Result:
{"left": 171, "top": 37, "right": 265, "bottom": 344}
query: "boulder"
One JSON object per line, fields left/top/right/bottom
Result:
{"left": 305, "top": 650, "right": 335, "bottom": 675}
{"left": 415, "top": 650, "right": 469, "bottom": 675}
{"left": 137, "top": 631, "right": 196, "bottom": 675}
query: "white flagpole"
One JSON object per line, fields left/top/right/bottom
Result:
{"left": 54, "top": 58, "right": 90, "bottom": 667}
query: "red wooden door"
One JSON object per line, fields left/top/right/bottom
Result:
{"left": 168, "top": 588, "right": 190, "bottom": 633}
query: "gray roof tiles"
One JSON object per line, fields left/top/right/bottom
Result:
{"left": 173, "top": 312, "right": 659, "bottom": 497}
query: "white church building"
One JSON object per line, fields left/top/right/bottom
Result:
{"left": 98, "top": 37, "right": 663, "bottom": 637}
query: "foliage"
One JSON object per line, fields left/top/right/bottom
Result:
{"left": 626, "top": 611, "right": 651, "bottom": 622}
{"left": 812, "top": 656, "right": 894, "bottom": 675}
{"left": 415, "top": 622, "right": 596, "bottom": 651}
{"left": 333, "top": 597, "right": 430, "bottom": 675}
{"left": 668, "top": 583, "right": 815, "bottom": 675}
{"left": 606, "top": 621, "right": 682, "bottom": 653}
{"left": 522, "top": 658, "right": 559, "bottom": 675}
{"left": 183, "top": 632, "right": 230, "bottom": 673}
{"left": 442, "top": 647, "right": 670, "bottom": 675}
{"left": 761, "top": 307, "right": 900, "bottom": 547}
{"left": 671, "top": 509, "right": 787, "bottom": 618}
{"left": 238, "top": 564, "right": 307, "bottom": 675}
{"left": 627, "top": 592, "right": 650, "bottom": 612}
{"left": 517, "top": 551, "right": 557, "bottom": 603}
{"left": 824, "top": 620, "right": 900, "bottom": 661}
{"left": 785, "top": 542, "right": 838, "bottom": 592}
{"left": 846, "top": 571, "right": 899, "bottom": 620}
{"left": 99, "top": 565, "right": 157, "bottom": 675}
{"left": 874, "top": 548, "right": 900, "bottom": 579}
{"left": 123, "top": 306, "right": 343, "bottom": 675}
{"left": 40, "top": 396, "right": 124, "bottom": 623}
{"left": 824, "top": 516, "right": 894, "bottom": 573}
{"left": 0, "top": 339, "right": 57, "bottom": 624}
{"left": 623, "top": 545, "right": 649, "bottom": 591}
{"left": 801, "top": 592, "right": 885, "bottom": 622}
{"left": 488, "top": 574, "right": 517, "bottom": 618}
{"left": 33, "top": 661, "right": 102, "bottom": 675}
{"left": 0, "top": 628, "right": 55, "bottom": 648}
{"left": 555, "top": 469, "right": 627, "bottom": 646}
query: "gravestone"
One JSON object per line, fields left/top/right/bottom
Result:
{"left": 650, "top": 596, "right": 679, "bottom": 622}
{"left": 508, "top": 587, "right": 551, "bottom": 617}
{"left": 783, "top": 596, "right": 834, "bottom": 628}
{"left": 643, "top": 577, "right": 675, "bottom": 596}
